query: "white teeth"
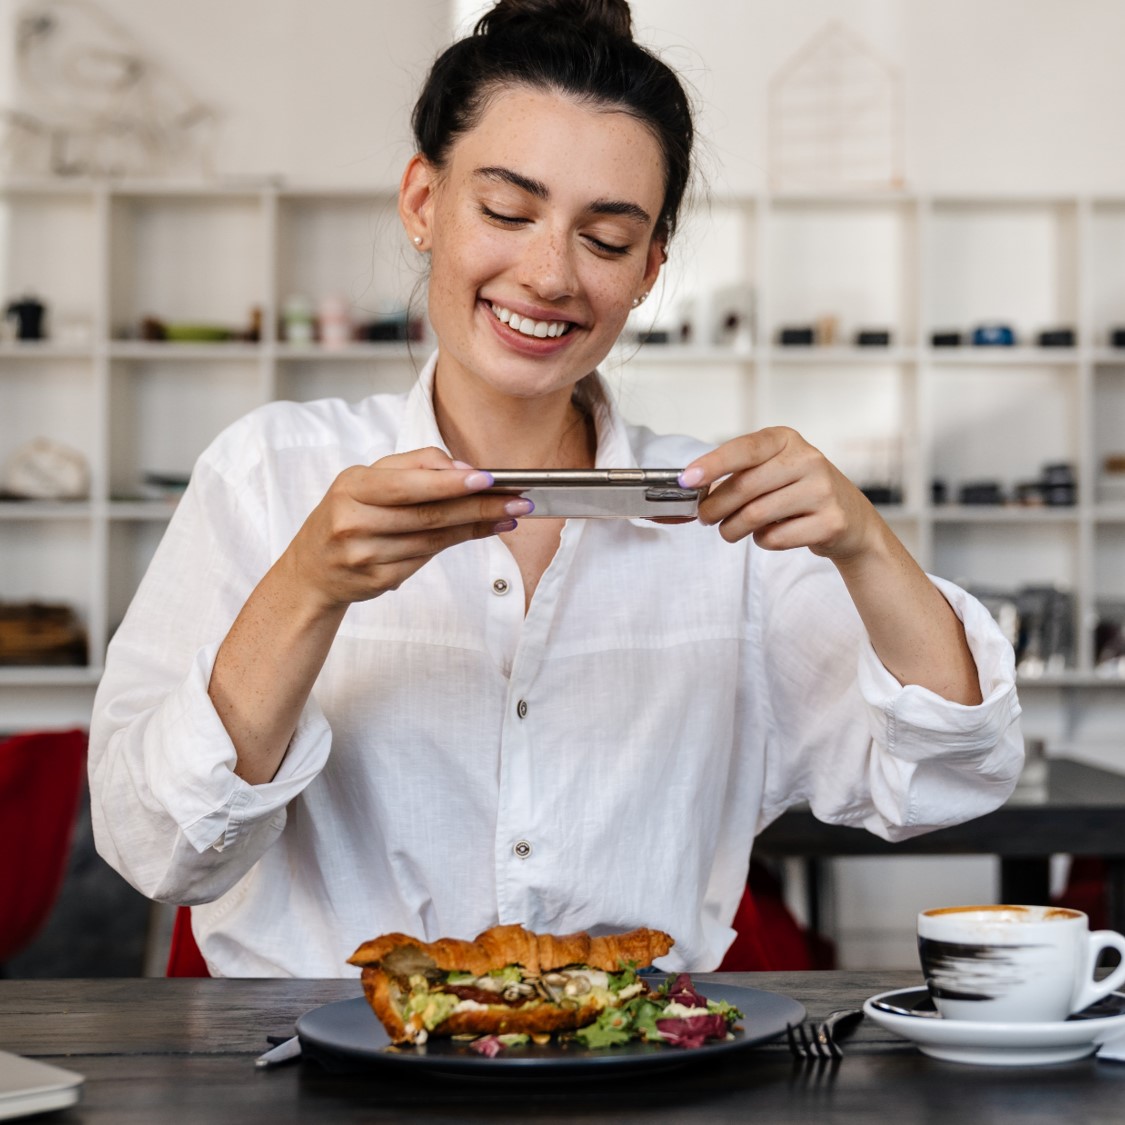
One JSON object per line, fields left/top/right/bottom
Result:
{"left": 490, "top": 303, "right": 570, "bottom": 339}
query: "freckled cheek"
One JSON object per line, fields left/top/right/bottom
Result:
{"left": 442, "top": 232, "right": 513, "bottom": 297}
{"left": 583, "top": 275, "right": 634, "bottom": 328}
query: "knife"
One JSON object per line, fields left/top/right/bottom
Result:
{"left": 254, "top": 1035, "right": 302, "bottom": 1068}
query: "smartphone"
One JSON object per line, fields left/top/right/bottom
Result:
{"left": 483, "top": 468, "right": 702, "bottom": 519}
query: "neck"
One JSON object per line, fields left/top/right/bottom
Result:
{"left": 432, "top": 366, "right": 597, "bottom": 470}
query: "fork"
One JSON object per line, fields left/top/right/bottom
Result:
{"left": 787, "top": 1008, "right": 864, "bottom": 1060}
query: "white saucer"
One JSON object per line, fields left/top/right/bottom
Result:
{"left": 863, "top": 987, "right": 1125, "bottom": 1066}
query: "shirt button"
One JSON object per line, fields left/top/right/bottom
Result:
{"left": 513, "top": 840, "right": 532, "bottom": 859}
{"left": 492, "top": 578, "right": 509, "bottom": 595}
{"left": 516, "top": 699, "right": 528, "bottom": 719}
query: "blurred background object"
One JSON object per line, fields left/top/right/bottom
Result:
{"left": 768, "top": 21, "right": 903, "bottom": 192}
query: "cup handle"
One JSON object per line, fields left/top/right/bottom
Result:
{"left": 1073, "top": 930, "right": 1125, "bottom": 1013}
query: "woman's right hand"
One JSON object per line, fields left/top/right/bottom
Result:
{"left": 283, "top": 446, "right": 528, "bottom": 609}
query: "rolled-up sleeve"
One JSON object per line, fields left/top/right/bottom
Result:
{"left": 854, "top": 575, "right": 1024, "bottom": 839}
{"left": 758, "top": 552, "right": 1024, "bottom": 842}
{"left": 89, "top": 427, "right": 332, "bottom": 904}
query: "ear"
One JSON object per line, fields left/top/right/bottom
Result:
{"left": 398, "top": 154, "right": 438, "bottom": 248}
{"left": 640, "top": 232, "right": 667, "bottom": 296}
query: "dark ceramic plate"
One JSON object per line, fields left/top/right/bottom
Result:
{"left": 296, "top": 983, "right": 804, "bottom": 1077}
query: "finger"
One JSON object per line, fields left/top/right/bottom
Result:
{"left": 709, "top": 480, "right": 810, "bottom": 543}
{"left": 374, "top": 446, "right": 458, "bottom": 471}
{"left": 341, "top": 461, "right": 496, "bottom": 508}
{"left": 678, "top": 428, "right": 792, "bottom": 490}
{"left": 349, "top": 517, "right": 520, "bottom": 569}
{"left": 364, "top": 516, "right": 517, "bottom": 593}
{"left": 341, "top": 490, "right": 533, "bottom": 536}
{"left": 752, "top": 512, "right": 841, "bottom": 553}
{"left": 716, "top": 473, "right": 849, "bottom": 545}
{"left": 697, "top": 458, "right": 804, "bottom": 527}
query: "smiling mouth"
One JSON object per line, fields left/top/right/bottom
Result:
{"left": 488, "top": 301, "right": 574, "bottom": 339}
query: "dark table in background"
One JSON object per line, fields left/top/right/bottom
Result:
{"left": 4, "top": 975, "right": 1125, "bottom": 1123}
{"left": 755, "top": 757, "right": 1125, "bottom": 934}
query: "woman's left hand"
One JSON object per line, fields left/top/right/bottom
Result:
{"left": 681, "top": 427, "right": 984, "bottom": 704}
{"left": 679, "top": 427, "right": 878, "bottom": 562}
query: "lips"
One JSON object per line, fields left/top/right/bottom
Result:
{"left": 488, "top": 301, "right": 574, "bottom": 340}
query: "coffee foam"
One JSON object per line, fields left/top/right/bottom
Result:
{"left": 922, "top": 905, "right": 1078, "bottom": 922}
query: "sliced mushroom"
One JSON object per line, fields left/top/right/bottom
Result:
{"left": 382, "top": 944, "right": 440, "bottom": 981}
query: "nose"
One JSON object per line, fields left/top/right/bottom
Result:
{"left": 521, "top": 223, "right": 578, "bottom": 302}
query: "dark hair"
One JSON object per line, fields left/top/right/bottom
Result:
{"left": 411, "top": 0, "right": 694, "bottom": 242}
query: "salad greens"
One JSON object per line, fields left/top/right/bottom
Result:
{"left": 574, "top": 973, "right": 741, "bottom": 1050}
{"left": 466, "top": 972, "right": 743, "bottom": 1055}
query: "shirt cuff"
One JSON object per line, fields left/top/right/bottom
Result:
{"left": 856, "top": 574, "right": 1023, "bottom": 761}
{"left": 145, "top": 642, "right": 332, "bottom": 854}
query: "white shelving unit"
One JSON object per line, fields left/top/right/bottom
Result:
{"left": 4, "top": 179, "right": 1125, "bottom": 733}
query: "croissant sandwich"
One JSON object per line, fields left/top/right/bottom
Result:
{"left": 348, "top": 923, "right": 674, "bottom": 1045}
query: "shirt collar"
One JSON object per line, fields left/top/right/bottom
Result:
{"left": 394, "top": 350, "right": 677, "bottom": 531}
{"left": 394, "top": 350, "right": 449, "bottom": 456}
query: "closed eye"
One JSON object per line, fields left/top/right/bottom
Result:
{"left": 584, "top": 234, "right": 630, "bottom": 257}
{"left": 482, "top": 205, "right": 631, "bottom": 257}
{"left": 481, "top": 205, "right": 526, "bottom": 227}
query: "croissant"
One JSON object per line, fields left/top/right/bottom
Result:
{"left": 348, "top": 923, "right": 674, "bottom": 1045}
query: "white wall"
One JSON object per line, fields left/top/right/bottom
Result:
{"left": 453, "top": 0, "right": 1125, "bottom": 195}
{"left": 636, "top": 0, "right": 1125, "bottom": 195}
{"left": 10, "top": 0, "right": 1125, "bottom": 192}
{"left": 2, "top": 0, "right": 451, "bottom": 187}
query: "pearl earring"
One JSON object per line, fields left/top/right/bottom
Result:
{"left": 413, "top": 236, "right": 423, "bottom": 247}
{"left": 632, "top": 292, "right": 649, "bottom": 308}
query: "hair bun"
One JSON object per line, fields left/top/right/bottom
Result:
{"left": 475, "top": 0, "right": 633, "bottom": 40}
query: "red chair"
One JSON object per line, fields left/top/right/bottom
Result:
{"left": 166, "top": 905, "right": 210, "bottom": 977}
{"left": 718, "top": 861, "right": 835, "bottom": 970}
{"left": 0, "top": 728, "right": 87, "bottom": 967}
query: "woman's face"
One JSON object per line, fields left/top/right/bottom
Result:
{"left": 400, "top": 86, "right": 667, "bottom": 403}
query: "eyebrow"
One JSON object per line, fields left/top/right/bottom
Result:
{"left": 473, "top": 166, "right": 652, "bottom": 227}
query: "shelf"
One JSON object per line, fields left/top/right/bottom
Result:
{"left": 0, "top": 666, "right": 102, "bottom": 687}
{"left": 108, "top": 341, "right": 263, "bottom": 360}
{"left": 273, "top": 342, "right": 418, "bottom": 362}
{"left": 926, "top": 348, "right": 1080, "bottom": 366}
{"left": 107, "top": 500, "right": 179, "bottom": 521}
{"left": 614, "top": 344, "right": 754, "bottom": 365}
{"left": 768, "top": 346, "right": 917, "bottom": 365}
{"left": 770, "top": 190, "right": 918, "bottom": 208}
{"left": 0, "top": 502, "right": 93, "bottom": 521}
{"left": 1016, "top": 672, "right": 1125, "bottom": 689}
{"left": 7, "top": 182, "right": 1125, "bottom": 721}
{"left": 0, "top": 343, "right": 95, "bottom": 359}
{"left": 930, "top": 506, "right": 1080, "bottom": 524}
{"left": 1092, "top": 350, "right": 1125, "bottom": 366}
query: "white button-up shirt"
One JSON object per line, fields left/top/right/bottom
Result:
{"left": 89, "top": 353, "right": 1024, "bottom": 976}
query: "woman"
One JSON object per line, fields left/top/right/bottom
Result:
{"left": 90, "top": 0, "right": 1023, "bottom": 975}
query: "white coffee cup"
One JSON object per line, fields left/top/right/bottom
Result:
{"left": 917, "top": 904, "right": 1125, "bottom": 1023}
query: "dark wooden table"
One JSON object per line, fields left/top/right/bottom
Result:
{"left": 3, "top": 974, "right": 1125, "bottom": 1123}
{"left": 755, "top": 757, "right": 1125, "bottom": 934}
